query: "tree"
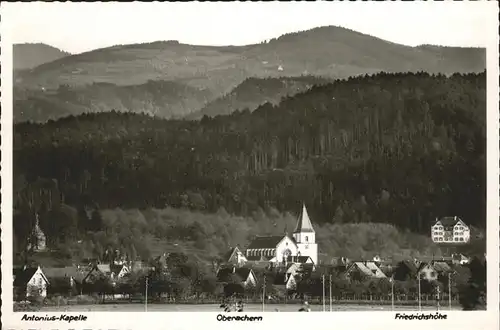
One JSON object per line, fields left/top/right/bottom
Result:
{"left": 88, "top": 209, "right": 103, "bottom": 232}
{"left": 459, "top": 257, "right": 486, "bottom": 310}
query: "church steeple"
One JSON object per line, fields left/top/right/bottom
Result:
{"left": 294, "top": 203, "right": 315, "bottom": 233}
{"left": 292, "top": 203, "right": 318, "bottom": 265}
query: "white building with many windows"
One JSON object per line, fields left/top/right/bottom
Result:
{"left": 431, "top": 216, "right": 470, "bottom": 244}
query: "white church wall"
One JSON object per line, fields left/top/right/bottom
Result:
{"left": 275, "top": 236, "right": 298, "bottom": 262}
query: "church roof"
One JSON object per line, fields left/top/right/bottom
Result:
{"left": 293, "top": 204, "right": 315, "bottom": 233}
{"left": 247, "top": 235, "right": 285, "bottom": 250}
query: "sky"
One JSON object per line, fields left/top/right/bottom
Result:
{"left": 2, "top": 1, "right": 496, "bottom": 54}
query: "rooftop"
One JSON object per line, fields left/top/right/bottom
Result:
{"left": 435, "top": 216, "right": 464, "bottom": 227}
{"left": 216, "top": 267, "right": 253, "bottom": 282}
{"left": 247, "top": 235, "right": 286, "bottom": 250}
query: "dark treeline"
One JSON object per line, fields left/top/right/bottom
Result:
{"left": 14, "top": 71, "right": 486, "bottom": 238}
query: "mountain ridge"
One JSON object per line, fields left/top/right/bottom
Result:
{"left": 13, "top": 26, "right": 486, "bottom": 122}
{"left": 13, "top": 43, "right": 71, "bottom": 70}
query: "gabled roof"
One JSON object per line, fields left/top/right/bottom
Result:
{"left": 84, "top": 264, "right": 112, "bottom": 281}
{"left": 247, "top": 235, "right": 285, "bottom": 249}
{"left": 417, "top": 262, "right": 436, "bottom": 273}
{"left": 43, "top": 266, "right": 86, "bottom": 282}
{"left": 348, "top": 262, "right": 386, "bottom": 278}
{"left": 286, "top": 263, "right": 300, "bottom": 274}
{"left": 398, "top": 260, "right": 419, "bottom": 275}
{"left": 224, "top": 246, "right": 245, "bottom": 262}
{"left": 432, "top": 261, "right": 452, "bottom": 273}
{"left": 294, "top": 204, "right": 315, "bottom": 233}
{"left": 96, "top": 264, "right": 111, "bottom": 274}
{"left": 223, "top": 247, "right": 238, "bottom": 261}
{"left": 435, "top": 216, "right": 463, "bottom": 227}
{"left": 216, "top": 267, "right": 253, "bottom": 283}
{"left": 13, "top": 266, "right": 49, "bottom": 286}
{"left": 286, "top": 256, "right": 313, "bottom": 264}
{"left": 110, "top": 264, "right": 128, "bottom": 275}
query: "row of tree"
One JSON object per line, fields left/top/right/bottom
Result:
{"left": 43, "top": 253, "right": 486, "bottom": 310}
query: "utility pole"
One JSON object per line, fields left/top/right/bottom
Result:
{"left": 448, "top": 272, "right": 452, "bottom": 310}
{"left": 322, "top": 274, "right": 325, "bottom": 312}
{"left": 390, "top": 276, "right": 395, "bottom": 311}
{"left": 417, "top": 271, "right": 421, "bottom": 312}
{"left": 329, "top": 274, "right": 332, "bottom": 312}
{"left": 436, "top": 285, "right": 440, "bottom": 311}
{"left": 262, "top": 274, "right": 266, "bottom": 312}
{"left": 145, "top": 276, "right": 148, "bottom": 312}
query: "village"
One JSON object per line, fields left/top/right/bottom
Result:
{"left": 14, "top": 204, "right": 481, "bottom": 310}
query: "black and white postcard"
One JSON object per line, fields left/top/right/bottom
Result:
{"left": 1, "top": 1, "right": 499, "bottom": 330}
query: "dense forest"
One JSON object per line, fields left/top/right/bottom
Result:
{"left": 13, "top": 71, "right": 486, "bottom": 263}
{"left": 14, "top": 80, "right": 214, "bottom": 123}
{"left": 185, "top": 76, "right": 332, "bottom": 120}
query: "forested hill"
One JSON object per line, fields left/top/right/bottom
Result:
{"left": 14, "top": 72, "right": 486, "bottom": 238}
{"left": 14, "top": 80, "right": 214, "bottom": 123}
{"left": 185, "top": 76, "right": 332, "bottom": 120}
{"left": 13, "top": 43, "right": 70, "bottom": 70}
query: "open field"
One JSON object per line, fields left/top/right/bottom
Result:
{"left": 39, "top": 303, "right": 462, "bottom": 312}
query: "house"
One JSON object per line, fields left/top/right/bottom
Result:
{"left": 274, "top": 272, "right": 297, "bottom": 291}
{"left": 416, "top": 263, "right": 438, "bottom": 281}
{"left": 110, "top": 264, "right": 130, "bottom": 280}
{"left": 430, "top": 261, "right": 455, "bottom": 283}
{"left": 275, "top": 261, "right": 314, "bottom": 281}
{"left": 13, "top": 265, "right": 50, "bottom": 299}
{"left": 286, "top": 255, "right": 314, "bottom": 265}
{"left": 224, "top": 246, "right": 248, "bottom": 266}
{"left": 83, "top": 263, "right": 113, "bottom": 283}
{"left": 43, "top": 266, "right": 86, "bottom": 291}
{"left": 216, "top": 266, "right": 257, "bottom": 288}
{"left": 393, "top": 260, "right": 420, "bottom": 281}
{"left": 245, "top": 204, "right": 318, "bottom": 266}
{"left": 452, "top": 253, "right": 471, "bottom": 265}
{"left": 431, "top": 216, "right": 470, "bottom": 244}
{"left": 285, "top": 255, "right": 316, "bottom": 272}
{"left": 345, "top": 262, "right": 387, "bottom": 281}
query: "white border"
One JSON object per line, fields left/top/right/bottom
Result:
{"left": 1, "top": 2, "right": 499, "bottom": 330}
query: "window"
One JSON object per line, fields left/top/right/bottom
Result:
{"left": 430, "top": 272, "right": 436, "bottom": 277}
{"left": 439, "top": 238, "right": 443, "bottom": 241}
{"left": 460, "top": 237, "right": 464, "bottom": 241}
{"left": 38, "top": 278, "right": 42, "bottom": 286}
{"left": 305, "top": 236, "right": 309, "bottom": 242}
{"left": 454, "top": 238, "right": 459, "bottom": 241}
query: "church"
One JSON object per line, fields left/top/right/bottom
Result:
{"left": 245, "top": 204, "right": 318, "bottom": 266}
